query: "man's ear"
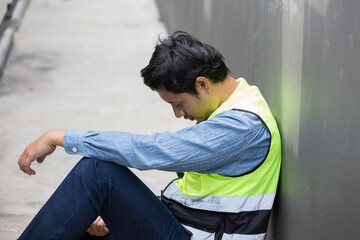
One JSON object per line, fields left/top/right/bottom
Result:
{"left": 195, "top": 77, "right": 211, "bottom": 94}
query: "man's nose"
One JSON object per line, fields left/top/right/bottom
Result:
{"left": 172, "top": 106, "right": 185, "bottom": 118}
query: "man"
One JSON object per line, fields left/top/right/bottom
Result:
{"left": 18, "top": 31, "right": 281, "bottom": 239}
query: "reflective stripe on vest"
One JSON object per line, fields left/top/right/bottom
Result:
{"left": 163, "top": 182, "right": 275, "bottom": 212}
{"left": 162, "top": 78, "right": 281, "bottom": 240}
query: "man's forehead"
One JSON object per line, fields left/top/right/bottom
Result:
{"left": 157, "top": 88, "right": 186, "bottom": 104}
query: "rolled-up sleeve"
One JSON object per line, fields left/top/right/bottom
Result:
{"left": 63, "top": 110, "right": 270, "bottom": 176}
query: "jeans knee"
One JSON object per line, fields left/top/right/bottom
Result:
{"left": 72, "top": 158, "right": 130, "bottom": 185}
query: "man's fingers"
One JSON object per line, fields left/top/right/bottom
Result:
{"left": 94, "top": 216, "right": 101, "bottom": 224}
{"left": 96, "top": 217, "right": 109, "bottom": 234}
{"left": 87, "top": 226, "right": 95, "bottom": 235}
{"left": 87, "top": 216, "right": 110, "bottom": 236}
{"left": 27, "top": 168, "right": 36, "bottom": 175}
{"left": 18, "top": 150, "right": 36, "bottom": 175}
{"left": 19, "top": 159, "right": 36, "bottom": 175}
{"left": 19, "top": 163, "right": 36, "bottom": 175}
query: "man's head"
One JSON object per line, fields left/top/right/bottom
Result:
{"left": 141, "top": 31, "right": 232, "bottom": 122}
{"left": 141, "top": 31, "right": 230, "bottom": 95}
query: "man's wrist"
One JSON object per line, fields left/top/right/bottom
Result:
{"left": 47, "top": 129, "right": 65, "bottom": 147}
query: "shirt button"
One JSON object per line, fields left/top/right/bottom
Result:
{"left": 72, "top": 147, "right": 77, "bottom": 153}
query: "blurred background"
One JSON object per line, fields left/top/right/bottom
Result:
{"left": 0, "top": 0, "right": 359, "bottom": 239}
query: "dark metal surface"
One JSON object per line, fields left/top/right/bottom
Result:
{"left": 156, "top": 0, "right": 360, "bottom": 239}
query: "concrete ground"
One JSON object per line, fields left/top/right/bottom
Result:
{"left": 0, "top": 0, "right": 191, "bottom": 238}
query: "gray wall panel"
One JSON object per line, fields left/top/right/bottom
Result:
{"left": 156, "top": 0, "right": 360, "bottom": 239}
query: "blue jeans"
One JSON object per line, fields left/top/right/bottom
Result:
{"left": 19, "top": 158, "right": 190, "bottom": 240}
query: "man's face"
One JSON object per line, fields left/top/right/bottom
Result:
{"left": 157, "top": 88, "right": 214, "bottom": 122}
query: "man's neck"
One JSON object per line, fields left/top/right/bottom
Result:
{"left": 217, "top": 75, "right": 239, "bottom": 106}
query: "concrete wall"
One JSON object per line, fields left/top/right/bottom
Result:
{"left": 155, "top": 0, "right": 360, "bottom": 239}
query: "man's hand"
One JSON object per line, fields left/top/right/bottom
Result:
{"left": 87, "top": 216, "right": 110, "bottom": 236}
{"left": 18, "top": 130, "right": 65, "bottom": 175}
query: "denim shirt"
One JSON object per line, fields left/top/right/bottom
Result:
{"left": 63, "top": 110, "right": 270, "bottom": 176}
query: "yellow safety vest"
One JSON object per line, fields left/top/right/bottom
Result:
{"left": 162, "top": 78, "right": 281, "bottom": 240}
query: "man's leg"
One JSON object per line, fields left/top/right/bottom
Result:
{"left": 19, "top": 158, "right": 190, "bottom": 240}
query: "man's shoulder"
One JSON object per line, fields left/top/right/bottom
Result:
{"left": 206, "top": 109, "right": 266, "bottom": 131}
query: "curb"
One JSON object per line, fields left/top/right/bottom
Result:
{"left": 0, "top": 0, "right": 30, "bottom": 79}
{"left": 4, "top": 0, "right": 31, "bottom": 30}
{"left": 0, "top": 27, "right": 14, "bottom": 78}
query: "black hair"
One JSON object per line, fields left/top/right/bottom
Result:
{"left": 141, "top": 31, "right": 230, "bottom": 95}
